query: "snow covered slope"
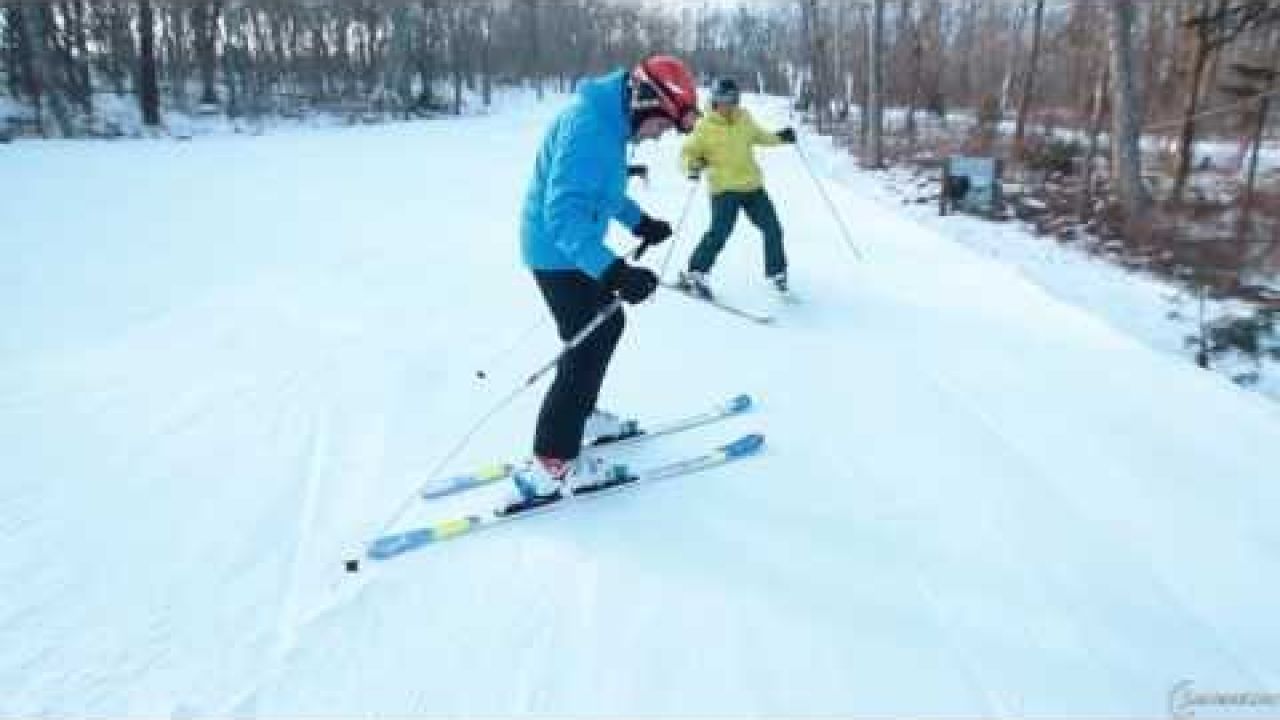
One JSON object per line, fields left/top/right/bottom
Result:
{"left": 2, "top": 91, "right": 1277, "bottom": 717}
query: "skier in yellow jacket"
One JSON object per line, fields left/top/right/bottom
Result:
{"left": 678, "top": 77, "right": 796, "bottom": 298}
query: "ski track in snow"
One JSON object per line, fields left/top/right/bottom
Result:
{"left": 2, "top": 92, "right": 1279, "bottom": 716}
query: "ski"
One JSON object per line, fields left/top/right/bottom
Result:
{"left": 367, "top": 433, "right": 765, "bottom": 561}
{"left": 660, "top": 282, "right": 775, "bottom": 325}
{"left": 419, "top": 393, "right": 754, "bottom": 499}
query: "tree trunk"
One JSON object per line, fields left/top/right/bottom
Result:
{"left": 1079, "top": 59, "right": 1110, "bottom": 222}
{"left": 192, "top": 1, "right": 221, "bottom": 106}
{"left": 1000, "top": 1, "right": 1029, "bottom": 117}
{"left": 59, "top": 1, "right": 92, "bottom": 114}
{"left": 1170, "top": 0, "right": 1226, "bottom": 204}
{"left": 310, "top": 13, "right": 329, "bottom": 102}
{"left": 165, "top": 3, "right": 188, "bottom": 112}
{"left": 802, "top": 0, "right": 830, "bottom": 132}
{"left": 867, "top": 0, "right": 885, "bottom": 168}
{"left": 902, "top": 0, "right": 921, "bottom": 141}
{"left": 2, "top": 6, "right": 18, "bottom": 99}
{"left": 30, "top": 4, "right": 73, "bottom": 136}
{"left": 223, "top": 7, "right": 243, "bottom": 116}
{"left": 1108, "top": 0, "right": 1151, "bottom": 217}
{"left": 138, "top": 0, "right": 160, "bottom": 126}
{"left": 1013, "top": 0, "right": 1044, "bottom": 156}
{"left": 1241, "top": 95, "right": 1271, "bottom": 232}
{"left": 102, "top": 2, "right": 129, "bottom": 96}
{"left": 528, "top": 1, "right": 542, "bottom": 100}
{"left": 853, "top": 4, "right": 869, "bottom": 146}
{"left": 480, "top": 5, "right": 492, "bottom": 108}
{"left": 450, "top": 5, "right": 463, "bottom": 115}
{"left": 9, "top": 4, "right": 41, "bottom": 131}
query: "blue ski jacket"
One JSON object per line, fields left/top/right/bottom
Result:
{"left": 520, "top": 70, "right": 643, "bottom": 279}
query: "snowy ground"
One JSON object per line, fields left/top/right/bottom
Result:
{"left": 3, "top": 90, "right": 1279, "bottom": 717}
{"left": 847, "top": 157, "right": 1280, "bottom": 403}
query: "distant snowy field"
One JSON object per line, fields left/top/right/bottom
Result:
{"left": 3, "top": 89, "right": 1279, "bottom": 717}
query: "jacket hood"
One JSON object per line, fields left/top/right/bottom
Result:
{"left": 575, "top": 69, "right": 629, "bottom": 141}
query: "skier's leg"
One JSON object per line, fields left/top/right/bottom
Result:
{"left": 686, "top": 192, "right": 742, "bottom": 273}
{"left": 742, "top": 188, "right": 786, "bottom": 277}
{"left": 532, "top": 270, "right": 625, "bottom": 460}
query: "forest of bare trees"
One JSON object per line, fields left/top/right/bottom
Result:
{"left": 785, "top": 0, "right": 1279, "bottom": 309}
{"left": 3, "top": 2, "right": 1272, "bottom": 137}
{"left": 0, "top": 0, "right": 806, "bottom": 135}
{"left": 2, "top": 1, "right": 1279, "bottom": 297}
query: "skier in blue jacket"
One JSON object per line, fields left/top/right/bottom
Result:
{"left": 506, "top": 56, "right": 699, "bottom": 512}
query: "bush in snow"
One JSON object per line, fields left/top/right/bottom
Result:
{"left": 1024, "top": 137, "right": 1084, "bottom": 176}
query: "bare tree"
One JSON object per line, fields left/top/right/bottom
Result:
{"left": 1078, "top": 56, "right": 1110, "bottom": 223}
{"left": 1108, "top": 0, "right": 1151, "bottom": 218}
{"left": 478, "top": 2, "right": 494, "bottom": 108}
{"left": 867, "top": 0, "right": 885, "bottom": 168}
{"left": 899, "top": 0, "right": 921, "bottom": 140}
{"left": 526, "top": 0, "right": 541, "bottom": 101}
{"left": 5, "top": 4, "right": 41, "bottom": 130}
{"left": 191, "top": 1, "right": 221, "bottom": 106}
{"left": 28, "top": 4, "right": 73, "bottom": 136}
{"left": 817, "top": 0, "right": 833, "bottom": 129}
{"left": 800, "top": 0, "right": 830, "bottom": 132}
{"left": 1223, "top": 58, "right": 1277, "bottom": 231}
{"left": 163, "top": 3, "right": 189, "bottom": 112}
{"left": 1171, "top": 0, "right": 1276, "bottom": 202}
{"left": 137, "top": 0, "right": 160, "bottom": 126}
{"left": 53, "top": 1, "right": 93, "bottom": 114}
{"left": 1012, "top": 0, "right": 1044, "bottom": 156}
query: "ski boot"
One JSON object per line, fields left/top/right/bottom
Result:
{"left": 498, "top": 456, "right": 569, "bottom": 515}
{"left": 584, "top": 408, "right": 641, "bottom": 446}
{"left": 769, "top": 271, "right": 789, "bottom": 294}
{"left": 676, "top": 270, "right": 713, "bottom": 300}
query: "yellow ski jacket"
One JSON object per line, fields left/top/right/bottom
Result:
{"left": 681, "top": 106, "right": 782, "bottom": 194}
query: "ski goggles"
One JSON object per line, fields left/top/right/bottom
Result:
{"left": 633, "top": 92, "right": 699, "bottom": 134}
{"left": 633, "top": 68, "right": 699, "bottom": 133}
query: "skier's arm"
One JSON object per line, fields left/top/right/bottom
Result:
{"left": 612, "top": 195, "right": 643, "bottom": 230}
{"left": 543, "top": 129, "right": 620, "bottom": 279}
{"left": 748, "top": 112, "right": 784, "bottom": 147}
{"left": 681, "top": 128, "right": 708, "bottom": 175}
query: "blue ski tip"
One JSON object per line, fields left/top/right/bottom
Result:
{"left": 723, "top": 433, "right": 765, "bottom": 458}
{"left": 420, "top": 479, "right": 462, "bottom": 499}
{"left": 727, "top": 394, "right": 752, "bottom": 413}
{"left": 367, "top": 530, "right": 431, "bottom": 560}
{"left": 366, "top": 516, "right": 483, "bottom": 560}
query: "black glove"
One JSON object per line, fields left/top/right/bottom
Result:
{"left": 632, "top": 214, "right": 673, "bottom": 245}
{"left": 603, "top": 259, "right": 658, "bottom": 304}
{"left": 776, "top": 127, "right": 797, "bottom": 144}
{"left": 627, "top": 164, "right": 649, "bottom": 181}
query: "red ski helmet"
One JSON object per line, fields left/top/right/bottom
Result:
{"left": 630, "top": 55, "right": 699, "bottom": 133}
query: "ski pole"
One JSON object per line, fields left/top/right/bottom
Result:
{"left": 348, "top": 298, "right": 623, "bottom": 572}
{"left": 653, "top": 181, "right": 700, "bottom": 279}
{"left": 631, "top": 181, "right": 698, "bottom": 266}
{"left": 519, "top": 297, "right": 622, "bottom": 386}
{"left": 473, "top": 312, "right": 550, "bottom": 380}
{"left": 792, "top": 140, "right": 865, "bottom": 261}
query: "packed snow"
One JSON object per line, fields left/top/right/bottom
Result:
{"left": 2, "top": 89, "right": 1278, "bottom": 717}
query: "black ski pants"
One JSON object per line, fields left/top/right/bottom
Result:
{"left": 532, "top": 270, "right": 624, "bottom": 460}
